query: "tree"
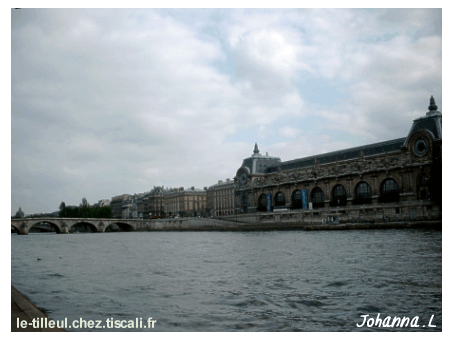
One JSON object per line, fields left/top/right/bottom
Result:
{"left": 80, "top": 198, "right": 89, "bottom": 217}
{"left": 59, "top": 202, "right": 66, "bottom": 217}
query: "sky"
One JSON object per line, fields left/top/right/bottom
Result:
{"left": 10, "top": 7, "right": 442, "bottom": 216}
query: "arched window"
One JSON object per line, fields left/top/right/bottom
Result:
{"left": 258, "top": 194, "right": 267, "bottom": 212}
{"left": 380, "top": 178, "right": 399, "bottom": 203}
{"left": 417, "top": 174, "right": 429, "bottom": 200}
{"left": 353, "top": 182, "right": 372, "bottom": 205}
{"left": 331, "top": 185, "right": 347, "bottom": 206}
{"left": 275, "top": 192, "right": 286, "bottom": 207}
{"left": 311, "top": 187, "right": 324, "bottom": 208}
{"left": 292, "top": 190, "right": 302, "bottom": 209}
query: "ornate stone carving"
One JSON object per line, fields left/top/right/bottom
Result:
{"left": 352, "top": 162, "right": 361, "bottom": 172}
{"left": 360, "top": 150, "right": 366, "bottom": 161}
{"left": 384, "top": 152, "right": 390, "bottom": 168}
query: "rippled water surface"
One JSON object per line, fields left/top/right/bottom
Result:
{"left": 11, "top": 229, "right": 442, "bottom": 331}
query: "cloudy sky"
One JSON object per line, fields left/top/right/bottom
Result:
{"left": 11, "top": 8, "right": 442, "bottom": 215}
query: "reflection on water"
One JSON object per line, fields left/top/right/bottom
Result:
{"left": 11, "top": 229, "right": 442, "bottom": 331}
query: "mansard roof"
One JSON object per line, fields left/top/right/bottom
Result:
{"left": 266, "top": 137, "right": 406, "bottom": 173}
{"left": 240, "top": 143, "right": 281, "bottom": 174}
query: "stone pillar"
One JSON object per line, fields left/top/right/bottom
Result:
{"left": 346, "top": 177, "right": 353, "bottom": 206}
{"left": 324, "top": 180, "right": 330, "bottom": 206}
{"left": 371, "top": 174, "right": 378, "bottom": 204}
{"left": 17, "top": 222, "right": 29, "bottom": 235}
{"left": 58, "top": 222, "right": 70, "bottom": 234}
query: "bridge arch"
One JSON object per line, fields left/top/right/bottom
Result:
{"left": 11, "top": 225, "right": 20, "bottom": 234}
{"left": 104, "top": 222, "right": 135, "bottom": 232}
{"left": 115, "top": 222, "right": 135, "bottom": 232}
{"left": 68, "top": 221, "right": 99, "bottom": 233}
{"left": 29, "top": 221, "right": 62, "bottom": 234}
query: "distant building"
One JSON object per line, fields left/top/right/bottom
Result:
{"left": 206, "top": 179, "right": 235, "bottom": 216}
{"left": 122, "top": 196, "right": 136, "bottom": 219}
{"left": 96, "top": 199, "right": 111, "bottom": 207}
{"left": 164, "top": 186, "right": 207, "bottom": 217}
{"left": 110, "top": 194, "right": 131, "bottom": 218}
{"left": 121, "top": 193, "right": 147, "bottom": 219}
{"left": 137, "top": 194, "right": 146, "bottom": 218}
{"left": 143, "top": 186, "right": 167, "bottom": 218}
{"left": 14, "top": 207, "right": 25, "bottom": 218}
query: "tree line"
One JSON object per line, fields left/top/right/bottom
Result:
{"left": 59, "top": 198, "right": 112, "bottom": 218}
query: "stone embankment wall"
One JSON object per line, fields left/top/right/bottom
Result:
{"left": 230, "top": 200, "right": 441, "bottom": 226}
{"left": 11, "top": 200, "right": 441, "bottom": 234}
{"left": 136, "top": 220, "right": 441, "bottom": 232}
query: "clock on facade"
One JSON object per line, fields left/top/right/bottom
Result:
{"left": 414, "top": 138, "right": 428, "bottom": 156}
{"left": 240, "top": 173, "right": 248, "bottom": 185}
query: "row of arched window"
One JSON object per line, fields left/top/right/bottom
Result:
{"left": 257, "top": 175, "right": 429, "bottom": 211}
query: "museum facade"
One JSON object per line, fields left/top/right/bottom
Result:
{"left": 234, "top": 97, "right": 442, "bottom": 222}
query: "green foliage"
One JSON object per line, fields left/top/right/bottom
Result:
{"left": 58, "top": 199, "right": 112, "bottom": 218}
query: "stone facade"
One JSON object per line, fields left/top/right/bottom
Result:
{"left": 110, "top": 194, "right": 131, "bottom": 218}
{"left": 122, "top": 196, "right": 137, "bottom": 219}
{"left": 121, "top": 192, "right": 147, "bottom": 219}
{"left": 143, "top": 186, "right": 167, "bottom": 218}
{"left": 234, "top": 97, "right": 442, "bottom": 223}
{"left": 163, "top": 186, "right": 207, "bottom": 217}
{"left": 206, "top": 179, "right": 235, "bottom": 216}
{"left": 92, "top": 199, "right": 111, "bottom": 208}
{"left": 137, "top": 195, "right": 145, "bottom": 218}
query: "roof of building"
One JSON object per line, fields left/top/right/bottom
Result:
{"left": 240, "top": 143, "right": 281, "bottom": 174}
{"left": 266, "top": 137, "right": 406, "bottom": 173}
{"left": 207, "top": 180, "right": 235, "bottom": 190}
{"left": 404, "top": 96, "right": 442, "bottom": 146}
{"left": 252, "top": 96, "right": 441, "bottom": 174}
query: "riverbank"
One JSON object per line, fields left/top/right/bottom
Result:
{"left": 11, "top": 285, "right": 65, "bottom": 332}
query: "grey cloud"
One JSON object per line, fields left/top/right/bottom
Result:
{"left": 11, "top": 9, "right": 442, "bottom": 215}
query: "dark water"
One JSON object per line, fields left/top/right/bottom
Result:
{"left": 11, "top": 229, "right": 442, "bottom": 332}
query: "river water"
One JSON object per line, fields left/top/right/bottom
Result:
{"left": 11, "top": 229, "right": 442, "bottom": 332}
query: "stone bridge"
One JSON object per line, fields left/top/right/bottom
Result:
{"left": 11, "top": 217, "right": 245, "bottom": 235}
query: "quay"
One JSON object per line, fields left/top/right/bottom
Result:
{"left": 11, "top": 216, "right": 441, "bottom": 235}
{"left": 137, "top": 220, "right": 442, "bottom": 232}
{"left": 11, "top": 285, "right": 65, "bottom": 332}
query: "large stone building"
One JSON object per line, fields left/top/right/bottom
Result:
{"left": 110, "top": 194, "right": 131, "bottom": 218}
{"left": 111, "top": 186, "right": 207, "bottom": 219}
{"left": 206, "top": 179, "right": 235, "bottom": 216}
{"left": 122, "top": 196, "right": 137, "bottom": 219}
{"left": 164, "top": 186, "right": 207, "bottom": 217}
{"left": 143, "top": 186, "right": 167, "bottom": 218}
{"left": 234, "top": 97, "right": 442, "bottom": 222}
